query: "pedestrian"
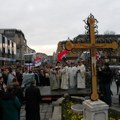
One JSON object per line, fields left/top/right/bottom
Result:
{"left": 68, "top": 63, "right": 77, "bottom": 89}
{"left": 97, "top": 66, "right": 104, "bottom": 100}
{"left": 115, "top": 69, "right": 120, "bottom": 95}
{"left": 39, "top": 69, "right": 45, "bottom": 86}
{"left": 12, "top": 78, "right": 24, "bottom": 104}
{"left": 76, "top": 60, "right": 86, "bottom": 89}
{"left": 55, "top": 66, "right": 62, "bottom": 89}
{"left": 12, "top": 78, "right": 24, "bottom": 120}
{"left": 49, "top": 66, "right": 59, "bottom": 90}
{"left": 44, "top": 67, "right": 50, "bottom": 86}
{"left": 34, "top": 69, "right": 41, "bottom": 86}
{"left": 0, "top": 85, "right": 21, "bottom": 120}
{"left": 0, "top": 74, "right": 4, "bottom": 120}
{"left": 61, "top": 63, "right": 69, "bottom": 90}
{"left": 25, "top": 79, "right": 41, "bottom": 120}
{"left": 1, "top": 68, "right": 8, "bottom": 86}
{"left": 6, "top": 67, "right": 15, "bottom": 86}
{"left": 16, "top": 68, "right": 23, "bottom": 86}
{"left": 99, "top": 63, "right": 112, "bottom": 106}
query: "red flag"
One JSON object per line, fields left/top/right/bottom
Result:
{"left": 34, "top": 57, "right": 41, "bottom": 62}
{"left": 34, "top": 57, "right": 41, "bottom": 67}
{"left": 57, "top": 50, "right": 69, "bottom": 62}
{"left": 96, "top": 53, "right": 100, "bottom": 60}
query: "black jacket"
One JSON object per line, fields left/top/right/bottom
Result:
{"left": 25, "top": 85, "right": 41, "bottom": 120}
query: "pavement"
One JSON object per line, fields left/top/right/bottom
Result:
{"left": 20, "top": 103, "right": 53, "bottom": 120}
{"left": 20, "top": 81, "right": 120, "bottom": 120}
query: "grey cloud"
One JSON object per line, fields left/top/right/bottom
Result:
{"left": 0, "top": 0, "right": 120, "bottom": 54}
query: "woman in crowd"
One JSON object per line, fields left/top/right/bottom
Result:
{"left": 0, "top": 74, "right": 4, "bottom": 120}
{"left": 0, "top": 85, "right": 21, "bottom": 120}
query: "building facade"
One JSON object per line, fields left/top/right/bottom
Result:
{"left": 0, "top": 34, "right": 16, "bottom": 66}
{"left": 0, "top": 29, "right": 35, "bottom": 64}
{"left": 56, "top": 34, "right": 120, "bottom": 64}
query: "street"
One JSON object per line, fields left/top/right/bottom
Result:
{"left": 20, "top": 81, "right": 120, "bottom": 120}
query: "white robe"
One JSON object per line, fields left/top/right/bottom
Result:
{"left": 76, "top": 64, "right": 86, "bottom": 88}
{"left": 68, "top": 66, "right": 77, "bottom": 88}
{"left": 49, "top": 69, "right": 59, "bottom": 90}
{"left": 56, "top": 69, "right": 61, "bottom": 89}
{"left": 61, "top": 66, "right": 69, "bottom": 89}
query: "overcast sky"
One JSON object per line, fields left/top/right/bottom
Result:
{"left": 0, "top": 0, "right": 120, "bottom": 55}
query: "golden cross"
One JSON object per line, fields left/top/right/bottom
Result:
{"left": 65, "top": 14, "right": 118, "bottom": 101}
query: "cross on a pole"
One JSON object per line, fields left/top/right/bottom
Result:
{"left": 65, "top": 14, "right": 118, "bottom": 101}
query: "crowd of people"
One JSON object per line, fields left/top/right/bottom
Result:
{"left": 0, "top": 60, "right": 86, "bottom": 120}
{"left": 0, "top": 60, "right": 119, "bottom": 119}
{"left": 20, "top": 60, "right": 86, "bottom": 90}
{"left": 0, "top": 65, "right": 41, "bottom": 120}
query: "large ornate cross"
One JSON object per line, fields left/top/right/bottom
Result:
{"left": 65, "top": 14, "right": 118, "bottom": 101}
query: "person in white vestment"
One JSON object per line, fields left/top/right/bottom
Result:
{"left": 49, "top": 67, "right": 59, "bottom": 90}
{"left": 68, "top": 63, "right": 77, "bottom": 88}
{"left": 61, "top": 64, "right": 69, "bottom": 90}
{"left": 76, "top": 60, "right": 86, "bottom": 89}
{"left": 55, "top": 66, "right": 61, "bottom": 89}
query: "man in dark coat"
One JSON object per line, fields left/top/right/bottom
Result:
{"left": 25, "top": 80, "right": 41, "bottom": 120}
{"left": 0, "top": 75, "right": 4, "bottom": 120}
{"left": 99, "top": 63, "right": 112, "bottom": 106}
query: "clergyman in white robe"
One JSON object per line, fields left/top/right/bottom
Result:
{"left": 49, "top": 68, "right": 59, "bottom": 90}
{"left": 76, "top": 62, "right": 86, "bottom": 89}
{"left": 61, "top": 65, "right": 69, "bottom": 90}
{"left": 68, "top": 65, "right": 77, "bottom": 88}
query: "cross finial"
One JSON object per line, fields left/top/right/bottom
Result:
{"left": 65, "top": 15, "right": 118, "bottom": 101}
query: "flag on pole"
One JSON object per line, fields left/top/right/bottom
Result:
{"left": 34, "top": 57, "right": 41, "bottom": 67}
{"left": 96, "top": 53, "right": 100, "bottom": 60}
{"left": 57, "top": 50, "right": 69, "bottom": 62}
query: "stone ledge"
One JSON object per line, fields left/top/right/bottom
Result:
{"left": 110, "top": 106, "right": 120, "bottom": 113}
{"left": 51, "top": 106, "right": 61, "bottom": 120}
{"left": 52, "top": 97, "right": 65, "bottom": 106}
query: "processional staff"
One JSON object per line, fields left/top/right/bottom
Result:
{"left": 65, "top": 14, "right": 118, "bottom": 101}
